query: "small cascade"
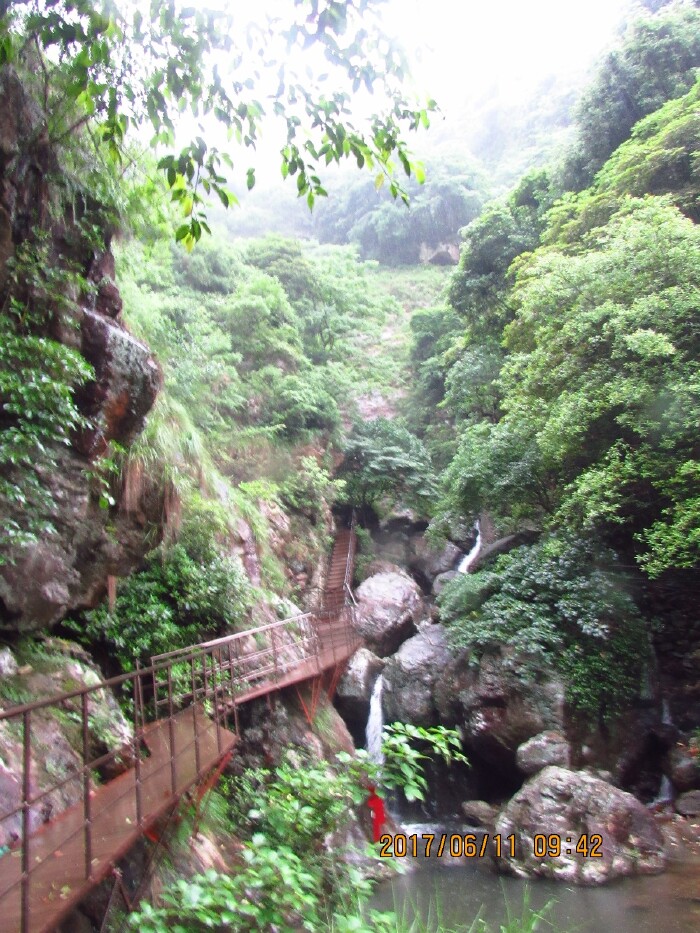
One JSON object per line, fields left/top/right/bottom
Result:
{"left": 652, "top": 774, "right": 674, "bottom": 806}
{"left": 457, "top": 521, "right": 482, "bottom": 574}
{"left": 648, "top": 697, "right": 675, "bottom": 807}
{"left": 366, "top": 675, "right": 384, "bottom": 764}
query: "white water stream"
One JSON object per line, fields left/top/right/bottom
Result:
{"left": 366, "top": 675, "right": 384, "bottom": 764}
{"left": 457, "top": 521, "right": 482, "bottom": 573}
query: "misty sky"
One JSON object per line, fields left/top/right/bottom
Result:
{"left": 381, "top": 0, "right": 633, "bottom": 111}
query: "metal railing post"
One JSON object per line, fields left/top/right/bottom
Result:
{"left": 270, "top": 626, "right": 279, "bottom": 681}
{"left": 82, "top": 692, "right": 93, "bottom": 880}
{"left": 21, "top": 709, "right": 31, "bottom": 933}
{"left": 133, "top": 670, "right": 143, "bottom": 827}
{"left": 191, "top": 656, "right": 201, "bottom": 777}
{"left": 212, "top": 650, "right": 223, "bottom": 754}
{"left": 167, "top": 666, "right": 177, "bottom": 794}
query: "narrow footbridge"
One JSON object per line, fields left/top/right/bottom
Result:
{"left": 0, "top": 517, "right": 360, "bottom": 933}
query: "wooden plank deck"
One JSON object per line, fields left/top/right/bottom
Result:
{"left": 0, "top": 707, "right": 236, "bottom": 933}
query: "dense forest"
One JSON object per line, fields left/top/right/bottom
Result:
{"left": 1, "top": 0, "right": 699, "bottom": 931}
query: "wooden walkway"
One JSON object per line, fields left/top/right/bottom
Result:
{"left": 0, "top": 518, "right": 359, "bottom": 933}
{"left": 1, "top": 709, "right": 236, "bottom": 933}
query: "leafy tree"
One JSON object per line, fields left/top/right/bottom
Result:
{"left": 447, "top": 169, "right": 555, "bottom": 340}
{"left": 341, "top": 417, "right": 438, "bottom": 513}
{"left": 65, "top": 496, "right": 253, "bottom": 669}
{"left": 0, "top": 0, "right": 435, "bottom": 246}
{"left": 560, "top": 3, "right": 700, "bottom": 190}
{"left": 313, "top": 157, "right": 484, "bottom": 264}
{"left": 438, "top": 536, "right": 648, "bottom": 720}
{"left": 546, "top": 76, "right": 700, "bottom": 245}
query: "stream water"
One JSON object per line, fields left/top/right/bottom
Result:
{"left": 371, "top": 821, "right": 700, "bottom": 931}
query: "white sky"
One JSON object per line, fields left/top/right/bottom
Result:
{"left": 380, "top": 0, "right": 633, "bottom": 111}
{"left": 170, "top": 0, "right": 636, "bottom": 183}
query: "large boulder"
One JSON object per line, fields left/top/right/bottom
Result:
{"left": 435, "top": 648, "right": 565, "bottom": 793}
{"left": 665, "top": 744, "right": 700, "bottom": 793}
{"left": 382, "top": 624, "right": 453, "bottom": 726}
{"left": 496, "top": 766, "right": 666, "bottom": 884}
{"left": 517, "top": 731, "right": 571, "bottom": 776}
{"left": 353, "top": 567, "right": 422, "bottom": 656}
{"left": 675, "top": 790, "right": 700, "bottom": 817}
{"left": 335, "top": 648, "right": 385, "bottom": 728}
{"left": 407, "top": 536, "right": 462, "bottom": 587}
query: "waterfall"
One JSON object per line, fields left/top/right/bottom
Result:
{"left": 653, "top": 774, "right": 674, "bottom": 805}
{"left": 661, "top": 698, "right": 673, "bottom": 725}
{"left": 366, "top": 675, "right": 384, "bottom": 764}
{"left": 457, "top": 521, "right": 482, "bottom": 574}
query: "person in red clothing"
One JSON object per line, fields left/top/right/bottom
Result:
{"left": 365, "top": 784, "right": 386, "bottom": 842}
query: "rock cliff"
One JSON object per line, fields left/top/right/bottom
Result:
{"left": 0, "top": 66, "right": 161, "bottom": 632}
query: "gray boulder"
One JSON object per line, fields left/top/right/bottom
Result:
{"left": 432, "top": 571, "right": 457, "bottom": 597}
{"left": 676, "top": 789, "right": 700, "bottom": 817}
{"left": 666, "top": 745, "right": 700, "bottom": 792}
{"left": 353, "top": 569, "right": 422, "bottom": 656}
{"left": 461, "top": 800, "right": 499, "bottom": 829}
{"left": 435, "top": 648, "right": 565, "bottom": 775}
{"left": 496, "top": 766, "right": 666, "bottom": 884}
{"left": 382, "top": 625, "right": 452, "bottom": 726}
{"left": 517, "top": 731, "right": 571, "bottom": 775}
{"left": 408, "top": 536, "right": 461, "bottom": 585}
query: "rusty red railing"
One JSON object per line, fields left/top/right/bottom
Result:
{"left": 0, "top": 517, "right": 359, "bottom": 933}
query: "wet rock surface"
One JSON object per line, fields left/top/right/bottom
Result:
{"left": 461, "top": 799, "right": 499, "bottom": 829}
{"left": 517, "top": 730, "right": 571, "bottom": 775}
{"left": 382, "top": 624, "right": 452, "bottom": 727}
{"left": 336, "top": 647, "right": 385, "bottom": 733}
{"left": 496, "top": 766, "right": 667, "bottom": 884}
{"left": 435, "top": 647, "right": 565, "bottom": 796}
{"left": 676, "top": 790, "right": 700, "bottom": 817}
{"left": 0, "top": 66, "right": 161, "bottom": 633}
{"left": 353, "top": 567, "right": 422, "bottom": 656}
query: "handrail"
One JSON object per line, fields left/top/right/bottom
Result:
{"left": 0, "top": 597, "right": 360, "bottom": 933}
{"left": 343, "top": 509, "right": 357, "bottom": 599}
{"left": 0, "top": 516, "right": 365, "bottom": 933}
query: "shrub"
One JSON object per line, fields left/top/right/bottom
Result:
{"left": 439, "top": 535, "right": 648, "bottom": 719}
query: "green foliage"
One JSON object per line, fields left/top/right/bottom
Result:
{"left": 1, "top": 0, "right": 435, "bottom": 246}
{"left": 546, "top": 77, "right": 700, "bottom": 245}
{"left": 447, "top": 170, "right": 555, "bottom": 340}
{"left": 129, "top": 853, "right": 327, "bottom": 933}
{"left": 353, "top": 525, "right": 377, "bottom": 583}
{"left": 279, "top": 456, "right": 345, "bottom": 522}
{"left": 341, "top": 417, "right": 438, "bottom": 514}
{"left": 377, "top": 722, "right": 468, "bottom": 803}
{"left": 560, "top": 3, "right": 700, "bottom": 190}
{"left": 65, "top": 497, "right": 252, "bottom": 670}
{"left": 0, "top": 236, "right": 94, "bottom": 557}
{"left": 314, "top": 157, "right": 484, "bottom": 265}
{"left": 438, "top": 536, "right": 647, "bottom": 718}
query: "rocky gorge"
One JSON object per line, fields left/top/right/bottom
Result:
{"left": 337, "top": 513, "right": 700, "bottom": 884}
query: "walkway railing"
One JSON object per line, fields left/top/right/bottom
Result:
{"left": 0, "top": 518, "right": 359, "bottom": 933}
